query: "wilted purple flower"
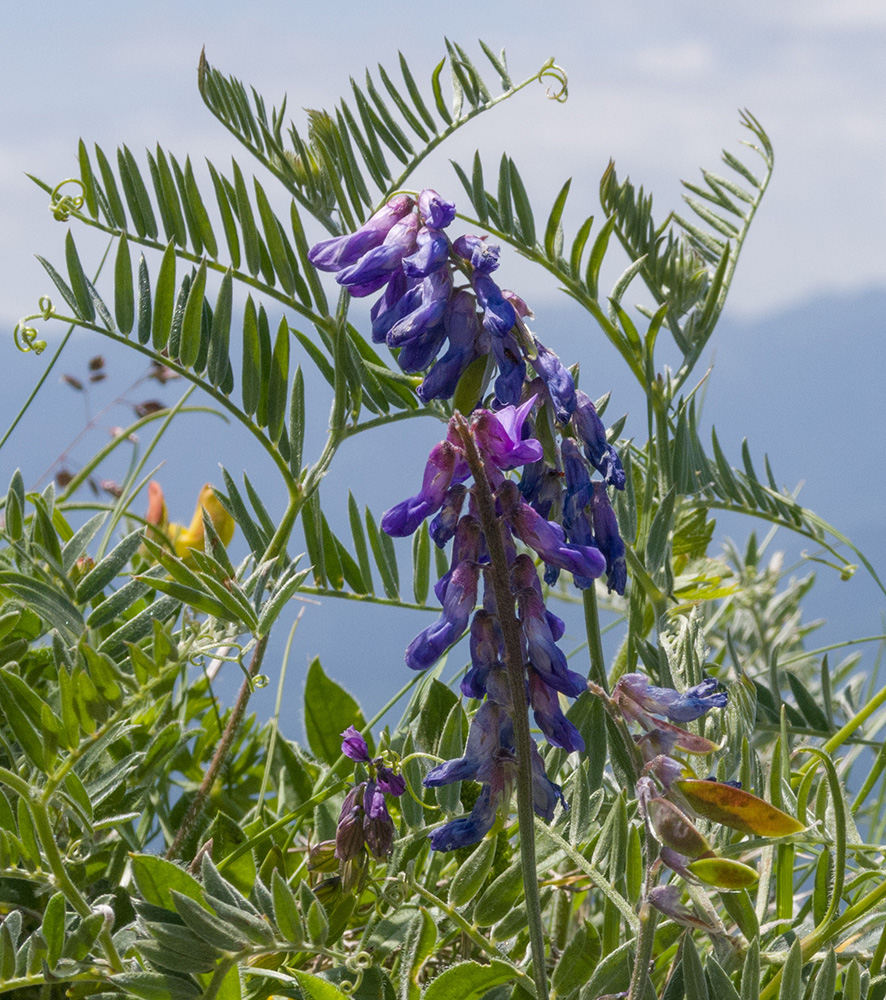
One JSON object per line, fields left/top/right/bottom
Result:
{"left": 406, "top": 558, "right": 480, "bottom": 671}
{"left": 591, "top": 482, "right": 627, "bottom": 596}
{"left": 308, "top": 195, "right": 415, "bottom": 271}
{"left": 341, "top": 726, "right": 370, "bottom": 762}
{"left": 473, "top": 395, "right": 543, "bottom": 470}
{"left": 532, "top": 340, "right": 575, "bottom": 423}
{"left": 616, "top": 673, "right": 727, "bottom": 725}
{"left": 381, "top": 441, "right": 459, "bottom": 537}
{"left": 571, "top": 390, "right": 626, "bottom": 490}
{"left": 419, "top": 189, "right": 456, "bottom": 230}
{"left": 461, "top": 610, "right": 502, "bottom": 700}
{"left": 429, "top": 483, "right": 468, "bottom": 548}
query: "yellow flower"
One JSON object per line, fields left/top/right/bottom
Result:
{"left": 146, "top": 481, "right": 234, "bottom": 560}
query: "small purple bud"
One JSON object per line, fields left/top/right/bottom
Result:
{"left": 375, "top": 766, "right": 406, "bottom": 797}
{"left": 461, "top": 610, "right": 502, "bottom": 700}
{"left": 341, "top": 726, "right": 370, "bottom": 762}
{"left": 418, "top": 189, "right": 456, "bottom": 230}
{"left": 335, "top": 783, "right": 366, "bottom": 862}
{"left": 362, "top": 782, "right": 395, "bottom": 858}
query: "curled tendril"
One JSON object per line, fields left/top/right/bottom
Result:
{"left": 12, "top": 297, "right": 56, "bottom": 354}
{"left": 253, "top": 674, "right": 270, "bottom": 688}
{"left": 538, "top": 59, "right": 568, "bottom": 103}
{"left": 49, "top": 178, "right": 86, "bottom": 221}
{"left": 380, "top": 873, "right": 410, "bottom": 910}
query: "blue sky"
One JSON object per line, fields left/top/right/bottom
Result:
{"left": 1, "top": 3, "right": 884, "bottom": 725}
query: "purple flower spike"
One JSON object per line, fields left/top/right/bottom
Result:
{"left": 571, "top": 390, "right": 626, "bottom": 490}
{"left": 405, "top": 558, "right": 480, "bottom": 671}
{"left": 308, "top": 195, "right": 414, "bottom": 271}
{"left": 382, "top": 441, "right": 458, "bottom": 537}
{"left": 419, "top": 189, "right": 456, "bottom": 230}
{"left": 517, "top": 587, "right": 587, "bottom": 697}
{"left": 341, "top": 726, "right": 370, "bottom": 762}
{"left": 532, "top": 340, "right": 576, "bottom": 423}
{"left": 591, "top": 482, "right": 627, "bottom": 595}
{"left": 528, "top": 668, "right": 585, "bottom": 752}
{"left": 473, "top": 396, "right": 543, "bottom": 471}
{"left": 452, "top": 234, "right": 501, "bottom": 274}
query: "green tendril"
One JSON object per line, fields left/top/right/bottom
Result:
{"left": 49, "top": 178, "right": 86, "bottom": 221}
{"left": 539, "top": 58, "right": 568, "bottom": 102}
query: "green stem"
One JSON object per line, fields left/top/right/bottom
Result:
{"left": 408, "top": 880, "right": 532, "bottom": 988}
{"left": 582, "top": 586, "right": 608, "bottom": 690}
{"left": 167, "top": 633, "right": 269, "bottom": 859}
{"left": 627, "top": 822, "right": 662, "bottom": 1000}
{"left": 455, "top": 416, "right": 549, "bottom": 1000}
{"left": 29, "top": 797, "right": 123, "bottom": 972}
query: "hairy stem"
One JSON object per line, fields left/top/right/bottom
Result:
{"left": 166, "top": 634, "right": 269, "bottom": 859}
{"left": 454, "top": 415, "right": 549, "bottom": 1000}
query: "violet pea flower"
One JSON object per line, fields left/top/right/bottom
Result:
{"left": 424, "top": 700, "right": 505, "bottom": 787}
{"left": 474, "top": 272, "right": 516, "bottom": 338}
{"left": 452, "top": 234, "right": 501, "bottom": 274}
{"left": 387, "top": 268, "right": 452, "bottom": 349}
{"left": 434, "top": 515, "right": 482, "bottom": 603}
{"left": 616, "top": 673, "right": 728, "bottom": 724}
{"left": 472, "top": 395, "right": 543, "bottom": 471}
{"left": 591, "top": 482, "right": 627, "bottom": 596}
{"left": 405, "top": 558, "right": 480, "bottom": 670}
{"left": 510, "top": 553, "right": 565, "bottom": 641}
{"left": 402, "top": 227, "right": 450, "bottom": 278}
{"left": 375, "top": 765, "right": 406, "bottom": 797}
{"left": 428, "top": 784, "right": 500, "bottom": 851}
{"left": 335, "top": 213, "right": 420, "bottom": 297}
{"left": 498, "top": 481, "right": 606, "bottom": 581}
{"left": 571, "top": 390, "right": 626, "bottom": 490}
{"left": 397, "top": 324, "right": 447, "bottom": 375}
{"left": 532, "top": 340, "right": 576, "bottom": 423}
{"left": 417, "top": 290, "right": 482, "bottom": 403}
{"left": 428, "top": 483, "right": 468, "bottom": 548}
{"left": 307, "top": 194, "right": 415, "bottom": 271}
{"left": 528, "top": 668, "right": 586, "bottom": 752}
{"left": 530, "top": 742, "right": 567, "bottom": 821}
{"left": 370, "top": 270, "right": 420, "bottom": 344}
{"left": 381, "top": 440, "right": 458, "bottom": 538}
{"left": 517, "top": 587, "right": 587, "bottom": 697}
{"left": 419, "top": 189, "right": 456, "bottom": 230}
{"left": 490, "top": 330, "right": 527, "bottom": 407}
{"left": 461, "top": 610, "right": 502, "bottom": 701}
